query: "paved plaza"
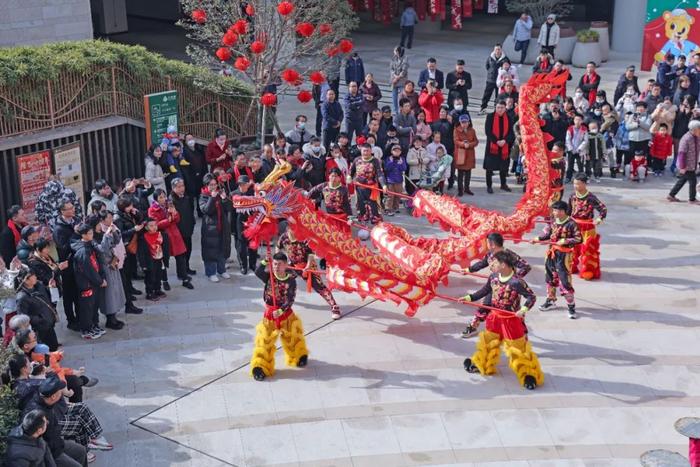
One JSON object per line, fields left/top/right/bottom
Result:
{"left": 56, "top": 19, "right": 700, "bottom": 467}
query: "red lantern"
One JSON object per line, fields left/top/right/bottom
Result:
{"left": 191, "top": 9, "right": 206, "bottom": 24}
{"left": 281, "top": 68, "right": 301, "bottom": 84}
{"left": 326, "top": 46, "right": 340, "bottom": 57}
{"left": 250, "top": 41, "right": 266, "bottom": 54}
{"left": 319, "top": 23, "right": 332, "bottom": 35}
{"left": 261, "top": 93, "right": 277, "bottom": 107}
{"left": 277, "top": 1, "right": 294, "bottom": 15}
{"left": 295, "top": 22, "right": 315, "bottom": 37}
{"left": 232, "top": 19, "right": 248, "bottom": 34}
{"left": 309, "top": 71, "right": 325, "bottom": 85}
{"left": 234, "top": 56, "right": 251, "bottom": 71}
{"left": 245, "top": 4, "right": 255, "bottom": 15}
{"left": 297, "top": 90, "right": 313, "bottom": 103}
{"left": 222, "top": 31, "right": 238, "bottom": 46}
{"left": 216, "top": 47, "right": 232, "bottom": 62}
{"left": 339, "top": 39, "right": 354, "bottom": 54}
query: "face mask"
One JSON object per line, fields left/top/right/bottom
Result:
{"left": 297, "top": 122, "right": 306, "bottom": 130}
{"left": 596, "top": 99, "right": 604, "bottom": 104}
{"left": 454, "top": 105, "right": 463, "bottom": 111}
{"left": 312, "top": 146, "right": 321, "bottom": 153}
{"left": 160, "top": 144, "right": 168, "bottom": 151}
{"left": 575, "top": 92, "right": 583, "bottom": 98}
{"left": 187, "top": 140, "right": 195, "bottom": 148}
{"left": 589, "top": 129, "right": 598, "bottom": 134}
{"left": 594, "top": 110, "right": 602, "bottom": 116}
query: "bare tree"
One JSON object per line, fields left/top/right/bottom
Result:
{"left": 505, "top": 0, "right": 573, "bottom": 25}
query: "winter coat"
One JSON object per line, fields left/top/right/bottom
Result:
{"left": 344, "top": 56, "right": 365, "bottom": 86}
{"left": 87, "top": 190, "right": 117, "bottom": 213}
{"left": 15, "top": 240, "right": 33, "bottom": 264}
{"left": 170, "top": 192, "right": 196, "bottom": 239}
{"left": 4, "top": 424, "right": 56, "bottom": 467}
{"left": 496, "top": 68, "right": 520, "bottom": 89}
{"left": 285, "top": 128, "right": 314, "bottom": 147}
{"left": 453, "top": 125, "right": 478, "bottom": 170}
{"left": 114, "top": 209, "right": 143, "bottom": 256}
{"left": 344, "top": 91, "right": 364, "bottom": 123}
{"left": 383, "top": 156, "right": 407, "bottom": 184}
{"left": 614, "top": 122, "right": 630, "bottom": 151}
{"left": 26, "top": 254, "right": 61, "bottom": 293}
{"left": 406, "top": 147, "right": 432, "bottom": 180}
{"left": 417, "top": 68, "right": 445, "bottom": 89}
{"left": 513, "top": 16, "right": 533, "bottom": 42}
{"left": 199, "top": 190, "right": 233, "bottom": 262}
{"left": 614, "top": 75, "right": 641, "bottom": 104}
{"left": 321, "top": 100, "right": 344, "bottom": 130}
{"left": 625, "top": 112, "right": 652, "bottom": 142}
{"left": 485, "top": 52, "right": 509, "bottom": 83}
{"left": 418, "top": 89, "right": 444, "bottom": 123}
{"left": 673, "top": 86, "right": 693, "bottom": 107}
{"left": 656, "top": 61, "right": 675, "bottom": 96}
{"left": 16, "top": 284, "right": 56, "bottom": 336}
{"left": 650, "top": 133, "right": 673, "bottom": 159}
{"left": 0, "top": 221, "right": 20, "bottom": 266}
{"left": 122, "top": 185, "right": 153, "bottom": 214}
{"left": 673, "top": 109, "right": 693, "bottom": 139}
{"left": 22, "top": 392, "right": 65, "bottom": 461}
{"left": 390, "top": 55, "right": 410, "bottom": 89}
{"left": 94, "top": 229, "right": 126, "bottom": 314}
{"left": 445, "top": 70, "right": 472, "bottom": 106}
{"left": 71, "top": 239, "right": 105, "bottom": 295}
{"left": 644, "top": 93, "right": 664, "bottom": 114}
{"left": 360, "top": 81, "right": 382, "bottom": 114}
{"left": 415, "top": 121, "right": 433, "bottom": 142}
{"left": 148, "top": 202, "right": 186, "bottom": 257}
{"left": 398, "top": 90, "right": 420, "bottom": 115}
{"left": 182, "top": 145, "right": 206, "bottom": 197}
{"left": 400, "top": 7, "right": 418, "bottom": 26}
{"left": 144, "top": 156, "right": 167, "bottom": 192}
{"left": 430, "top": 119, "right": 454, "bottom": 154}
{"left": 537, "top": 22, "right": 560, "bottom": 47}
{"left": 52, "top": 217, "right": 78, "bottom": 263}
{"left": 566, "top": 126, "right": 588, "bottom": 154}
{"left": 651, "top": 103, "right": 677, "bottom": 133}
{"left": 35, "top": 180, "right": 83, "bottom": 231}
{"left": 676, "top": 130, "right": 700, "bottom": 171}
{"left": 483, "top": 112, "right": 515, "bottom": 171}
{"left": 394, "top": 112, "right": 417, "bottom": 150}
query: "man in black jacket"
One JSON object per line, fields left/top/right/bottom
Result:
{"left": 71, "top": 223, "right": 106, "bottom": 340}
{"left": 52, "top": 201, "right": 80, "bottom": 331}
{"left": 5, "top": 410, "right": 56, "bottom": 467}
{"left": 114, "top": 196, "right": 144, "bottom": 315}
{"left": 170, "top": 178, "right": 197, "bottom": 277}
{"left": 613, "top": 66, "right": 641, "bottom": 105}
{"left": 0, "top": 205, "right": 27, "bottom": 266}
{"left": 480, "top": 44, "right": 509, "bottom": 114}
{"left": 23, "top": 377, "right": 87, "bottom": 467}
{"left": 417, "top": 57, "right": 444, "bottom": 90}
{"left": 543, "top": 103, "right": 570, "bottom": 150}
{"left": 183, "top": 134, "right": 207, "bottom": 216}
{"left": 445, "top": 60, "right": 472, "bottom": 108}
{"left": 231, "top": 176, "right": 258, "bottom": 275}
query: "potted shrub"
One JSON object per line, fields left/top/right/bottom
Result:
{"left": 590, "top": 21, "right": 610, "bottom": 62}
{"left": 572, "top": 29, "right": 601, "bottom": 68}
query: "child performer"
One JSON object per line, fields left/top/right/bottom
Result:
{"left": 534, "top": 200, "right": 582, "bottom": 319}
{"left": 250, "top": 253, "right": 309, "bottom": 381}
{"left": 462, "top": 233, "right": 531, "bottom": 338}
{"left": 462, "top": 250, "right": 543, "bottom": 390}
{"left": 569, "top": 174, "right": 607, "bottom": 281}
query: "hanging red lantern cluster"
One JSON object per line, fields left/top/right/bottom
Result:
{"left": 261, "top": 93, "right": 277, "bottom": 107}
{"left": 277, "top": 1, "right": 294, "bottom": 15}
{"left": 326, "top": 46, "right": 340, "bottom": 57}
{"left": 191, "top": 9, "right": 206, "bottom": 24}
{"left": 250, "top": 41, "right": 266, "bottom": 54}
{"left": 222, "top": 31, "right": 238, "bottom": 46}
{"left": 295, "top": 22, "right": 315, "bottom": 37}
{"left": 338, "top": 39, "right": 354, "bottom": 54}
{"left": 245, "top": 3, "right": 255, "bottom": 15}
{"left": 281, "top": 68, "right": 301, "bottom": 84}
{"left": 309, "top": 71, "right": 325, "bottom": 85}
{"left": 318, "top": 23, "right": 332, "bottom": 35}
{"left": 297, "top": 90, "right": 313, "bottom": 103}
{"left": 231, "top": 19, "right": 249, "bottom": 34}
{"left": 234, "top": 56, "right": 250, "bottom": 71}
{"left": 216, "top": 47, "right": 232, "bottom": 62}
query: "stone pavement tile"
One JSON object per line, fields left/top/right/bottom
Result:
{"left": 554, "top": 445, "right": 613, "bottom": 460}
{"left": 504, "top": 446, "right": 559, "bottom": 461}
{"left": 491, "top": 409, "right": 554, "bottom": 447}
{"left": 390, "top": 413, "right": 453, "bottom": 454}
{"left": 642, "top": 365, "right": 700, "bottom": 397}
{"left": 291, "top": 420, "right": 351, "bottom": 462}
{"left": 540, "top": 408, "right": 607, "bottom": 446}
{"left": 588, "top": 407, "right": 657, "bottom": 445}
{"left": 581, "top": 460, "right": 642, "bottom": 467}
{"left": 315, "top": 373, "right": 372, "bottom": 410}
{"left": 401, "top": 449, "right": 458, "bottom": 465}
{"left": 270, "top": 378, "right": 327, "bottom": 423}
{"left": 340, "top": 416, "right": 401, "bottom": 457}
{"left": 441, "top": 409, "right": 503, "bottom": 450}
{"left": 641, "top": 406, "right": 700, "bottom": 444}
{"left": 240, "top": 423, "right": 300, "bottom": 465}
{"left": 173, "top": 429, "right": 246, "bottom": 466}
{"left": 218, "top": 380, "right": 276, "bottom": 421}
{"left": 528, "top": 461, "right": 587, "bottom": 467}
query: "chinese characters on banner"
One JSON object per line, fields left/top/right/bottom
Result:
{"left": 17, "top": 150, "right": 52, "bottom": 222}
{"left": 53, "top": 142, "right": 84, "bottom": 205}
{"left": 642, "top": 0, "right": 700, "bottom": 71}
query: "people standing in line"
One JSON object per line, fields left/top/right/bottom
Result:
{"left": 480, "top": 44, "right": 509, "bottom": 115}
{"left": 52, "top": 200, "right": 80, "bottom": 332}
{"left": 344, "top": 52, "right": 365, "bottom": 87}
{"left": 390, "top": 46, "right": 410, "bottom": 115}
{"left": 360, "top": 73, "right": 382, "bottom": 125}
{"left": 200, "top": 174, "right": 233, "bottom": 282}
{"left": 483, "top": 100, "right": 515, "bottom": 193}
{"left": 344, "top": 81, "right": 364, "bottom": 143}
{"left": 417, "top": 58, "right": 444, "bottom": 90}
{"left": 537, "top": 13, "right": 560, "bottom": 58}
{"left": 400, "top": 3, "right": 419, "bottom": 49}
{"left": 512, "top": 11, "right": 533, "bottom": 65}
{"left": 446, "top": 59, "right": 472, "bottom": 109}
{"left": 453, "top": 114, "right": 478, "bottom": 196}
{"left": 321, "top": 89, "right": 344, "bottom": 149}
{"left": 668, "top": 119, "right": 700, "bottom": 203}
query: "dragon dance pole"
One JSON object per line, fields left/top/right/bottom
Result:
{"left": 434, "top": 292, "right": 526, "bottom": 319}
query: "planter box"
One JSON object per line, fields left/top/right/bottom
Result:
{"left": 572, "top": 41, "right": 602, "bottom": 68}
{"left": 590, "top": 21, "right": 610, "bottom": 62}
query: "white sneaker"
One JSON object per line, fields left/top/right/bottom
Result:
{"left": 209, "top": 275, "right": 220, "bottom": 283}
{"left": 220, "top": 272, "right": 232, "bottom": 279}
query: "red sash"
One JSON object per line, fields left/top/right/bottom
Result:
{"left": 233, "top": 165, "right": 254, "bottom": 182}
{"left": 264, "top": 304, "right": 293, "bottom": 329}
{"left": 7, "top": 220, "right": 20, "bottom": 246}
{"left": 489, "top": 113, "right": 510, "bottom": 159}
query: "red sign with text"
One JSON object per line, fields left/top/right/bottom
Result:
{"left": 17, "top": 150, "right": 52, "bottom": 222}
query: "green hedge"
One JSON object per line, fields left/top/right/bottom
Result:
{"left": 0, "top": 347, "right": 19, "bottom": 458}
{"left": 0, "top": 40, "right": 252, "bottom": 97}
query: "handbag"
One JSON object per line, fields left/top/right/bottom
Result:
{"left": 126, "top": 234, "right": 138, "bottom": 255}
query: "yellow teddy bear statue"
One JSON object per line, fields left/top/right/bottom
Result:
{"left": 654, "top": 9, "right": 700, "bottom": 63}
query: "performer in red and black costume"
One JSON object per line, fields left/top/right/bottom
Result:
{"left": 535, "top": 200, "right": 582, "bottom": 319}
{"left": 307, "top": 168, "right": 353, "bottom": 235}
{"left": 462, "top": 232, "right": 531, "bottom": 338}
{"left": 569, "top": 173, "right": 606, "bottom": 281}
{"left": 348, "top": 143, "right": 387, "bottom": 224}
{"left": 462, "top": 250, "right": 544, "bottom": 390}
{"left": 277, "top": 229, "right": 341, "bottom": 320}
{"left": 549, "top": 141, "right": 567, "bottom": 204}
{"left": 250, "top": 252, "right": 308, "bottom": 381}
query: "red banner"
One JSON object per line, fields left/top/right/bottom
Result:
{"left": 416, "top": 0, "right": 427, "bottom": 20}
{"left": 17, "top": 150, "right": 52, "bottom": 222}
{"left": 451, "top": 0, "right": 462, "bottom": 29}
{"left": 462, "top": 0, "right": 472, "bottom": 18}
{"left": 474, "top": 0, "right": 484, "bottom": 10}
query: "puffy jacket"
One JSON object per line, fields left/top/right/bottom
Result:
{"left": 144, "top": 156, "right": 167, "bottom": 192}
{"left": 344, "top": 91, "right": 364, "bottom": 123}
{"left": 170, "top": 193, "right": 196, "bottom": 239}
{"left": 344, "top": 56, "right": 365, "bottom": 86}
{"left": 87, "top": 190, "right": 117, "bottom": 213}
{"left": 16, "top": 284, "right": 56, "bottom": 335}
{"left": 485, "top": 52, "right": 509, "bottom": 83}
{"left": 537, "top": 22, "right": 560, "bottom": 47}
{"left": 4, "top": 424, "right": 56, "bottom": 467}
{"left": 418, "top": 89, "right": 444, "bottom": 123}
{"left": 625, "top": 113, "right": 652, "bottom": 142}
{"left": 71, "top": 239, "right": 104, "bottom": 294}
{"left": 198, "top": 190, "right": 232, "bottom": 262}
{"left": 148, "top": 202, "right": 186, "bottom": 257}
{"left": 15, "top": 240, "right": 33, "bottom": 263}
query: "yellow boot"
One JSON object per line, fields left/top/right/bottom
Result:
{"left": 279, "top": 313, "right": 309, "bottom": 367}
{"left": 466, "top": 330, "right": 501, "bottom": 376}
{"left": 250, "top": 319, "right": 278, "bottom": 380}
{"left": 504, "top": 337, "right": 545, "bottom": 390}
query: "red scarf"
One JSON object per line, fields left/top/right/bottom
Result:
{"left": 233, "top": 165, "right": 253, "bottom": 182}
{"left": 143, "top": 231, "right": 163, "bottom": 258}
{"left": 7, "top": 220, "right": 21, "bottom": 246}
{"left": 538, "top": 59, "right": 550, "bottom": 72}
{"left": 201, "top": 187, "right": 223, "bottom": 232}
{"left": 489, "top": 112, "right": 510, "bottom": 159}
{"left": 583, "top": 72, "right": 599, "bottom": 106}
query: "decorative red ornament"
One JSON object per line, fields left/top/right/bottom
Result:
{"left": 309, "top": 71, "right": 325, "bottom": 85}
{"left": 326, "top": 46, "right": 340, "bottom": 57}
{"left": 221, "top": 31, "right": 238, "bottom": 46}
{"left": 277, "top": 1, "right": 294, "bottom": 15}
{"left": 191, "top": 9, "right": 206, "bottom": 24}
{"left": 245, "top": 4, "right": 255, "bottom": 15}
{"left": 234, "top": 56, "right": 251, "bottom": 71}
{"left": 338, "top": 39, "right": 354, "bottom": 54}
{"left": 319, "top": 23, "right": 332, "bottom": 35}
{"left": 215, "top": 47, "right": 232, "bottom": 62}
{"left": 297, "top": 90, "right": 313, "bottom": 103}
{"left": 281, "top": 68, "right": 301, "bottom": 84}
{"left": 250, "top": 41, "right": 266, "bottom": 54}
{"left": 295, "top": 22, "right": 315, "bottom": 37}
{"left": 261, "top": 93, "right": 277, "bottom": 107}
{"left": 232, "top": 19, "right": 248, "bottom": 34}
